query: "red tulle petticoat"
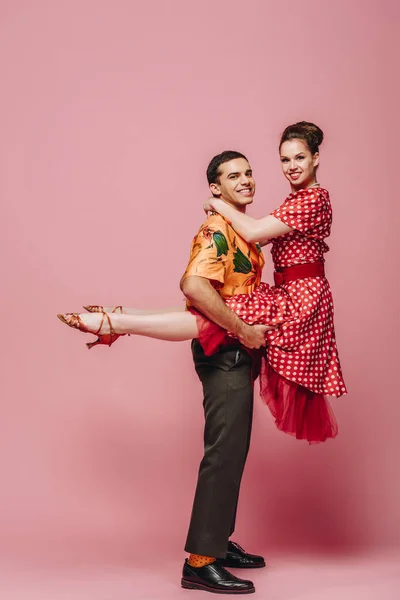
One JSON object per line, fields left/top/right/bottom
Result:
{"left": 259, "top": 360, "right": 338, "bottom": 443}
{"left": 190, "top": 309, "right": 338, "bottom": 444}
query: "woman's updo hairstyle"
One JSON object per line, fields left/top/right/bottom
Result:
{"left": 279, "top": 121, "right": 324, "bottom": 155}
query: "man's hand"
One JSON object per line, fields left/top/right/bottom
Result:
{"left": 203, "top": 196, "right": 217, "bottom": 214}
{"left": 236, "top": 322, "right": 270, "bottom": 349}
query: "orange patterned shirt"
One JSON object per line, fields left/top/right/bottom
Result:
{"left": 182, "top": 212, "right": 265, "bottom": 300}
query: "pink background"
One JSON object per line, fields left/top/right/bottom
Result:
{"left": 0, "top": 0, "right": 398, "bottom": 583}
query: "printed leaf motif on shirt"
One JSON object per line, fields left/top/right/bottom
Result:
{"left": 233, "top": 247, "right": 253, "bottom": 274}
{"left": 201, "top": 227, "right": 229, "bottom": 257}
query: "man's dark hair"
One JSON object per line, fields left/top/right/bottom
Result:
{"left": 206, "top": 150, "right": 248, "bottom": 185}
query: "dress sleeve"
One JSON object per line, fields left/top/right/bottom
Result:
{"left": 271, "top": 188, "right": 326, "bottom": 235}
{"left": 181, "top": 216, "right": 230, "bottom": 289}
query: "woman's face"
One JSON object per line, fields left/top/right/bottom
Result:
{"left": 280, "top": 139, "right": 319, "bottom": 191}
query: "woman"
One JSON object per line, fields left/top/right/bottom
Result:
{"left": 58, "top": 121, "right": 347, "bottom": 442}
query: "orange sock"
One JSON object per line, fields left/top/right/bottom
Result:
{"left": 188, "top": 554, "right": 216, "bottom": 568}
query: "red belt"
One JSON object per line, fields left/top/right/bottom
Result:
{"left": 273, "top": 261, "right": 325, "bottom": 286}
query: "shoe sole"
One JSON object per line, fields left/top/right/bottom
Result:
{"left": 181, "top": 579, "right": 255, "bottom": 594}
{"left": 216, "top": 562, "right": 266, "bottom": 570}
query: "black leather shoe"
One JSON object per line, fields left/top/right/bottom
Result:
{"left": 216, "top": 541, "right": 266, "bottom": 569}
{"left": 181, "top": 559, "right": 255, "bottom": 594}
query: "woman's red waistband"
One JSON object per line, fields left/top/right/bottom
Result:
{"left": 274, "top": 261, "right": 325, "bottom": 286}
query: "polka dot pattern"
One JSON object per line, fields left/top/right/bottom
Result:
{"left": 225, "top": 187, "right": 347, "bottom": 398}
{"left": 188, "top": 554, "right": 216, "bottom": 568}
{"left": 270, "top": 187, "right": 331, "bottom": 269}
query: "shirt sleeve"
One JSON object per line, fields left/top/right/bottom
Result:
{"left": 271, "top": 188, "right": 326, "bottom": 235}
{"left": 181, "top": 216, "right": 230, "bottom": 289}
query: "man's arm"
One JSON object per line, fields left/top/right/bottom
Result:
{"left": 180, "top": 275, "right": 268, "bottom": 349}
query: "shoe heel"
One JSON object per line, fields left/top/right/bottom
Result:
{"left": 86, "top": 338, "right": 101, "bottom": 349}
{"left": 181, "top": 579, "right": 198, "bottom": 590}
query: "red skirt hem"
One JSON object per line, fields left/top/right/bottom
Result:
{"left": 259, "top": 360, "right": 338, "bottom": 444}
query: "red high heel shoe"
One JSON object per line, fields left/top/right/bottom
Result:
{"left": 83, "top": 305, "right": 130, "bottom": 342}
{"left": 57, "top": 312, "right": 124, "bottom": 349}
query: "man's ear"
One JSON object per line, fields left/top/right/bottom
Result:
{"left": 209, "top": 182, "right": 221, "bottom": 197}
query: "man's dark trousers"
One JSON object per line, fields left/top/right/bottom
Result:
{"left": 184, "top": 340, "right": 256, "bottom": 559}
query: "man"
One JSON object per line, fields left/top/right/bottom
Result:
{"left": 180, "top": 151, "right": 268, "bottom": 594}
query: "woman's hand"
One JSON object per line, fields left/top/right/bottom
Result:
{"left": 203, "top": 196, "right": 217, "bottom": 214}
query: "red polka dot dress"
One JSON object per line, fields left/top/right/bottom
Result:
{"left": 198, "top": 187, "right": 347, "bottom": 443}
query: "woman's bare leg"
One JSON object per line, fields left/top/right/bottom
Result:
{"left": 78, "top": 311, "right": 200, "bottom": 342}
{"left": 98, "top": 305, "right": 186, "bottom": 315}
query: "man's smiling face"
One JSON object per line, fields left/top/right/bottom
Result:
{"left": 210, "top": 158, "right": 255, "bottom": 212}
